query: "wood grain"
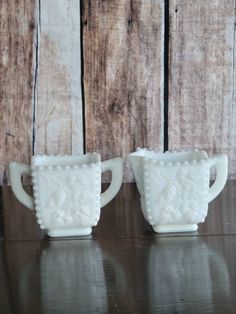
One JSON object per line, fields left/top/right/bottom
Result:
{"left": 168, "top": 0, "right": 236, "bottom": 178}
{"left": 34, "top": 0, "right": 83, "bottom": 155}
{"left": 1, "top": 0, "right": 236, "bottom": 184}
{"left": 232, "top": 10, "right": 236, "bottom": 179}
{"left": 82, "top": 0, "right": 164, "bottom": 181}
{"left": 0, "top": 0, "right": 36, "bottom": 184}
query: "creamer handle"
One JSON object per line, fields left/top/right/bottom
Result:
{"left": 208, "top": 154, "right": 228, "bottom": 202}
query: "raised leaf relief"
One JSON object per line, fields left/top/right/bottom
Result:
{"left": 149, "top": 165, "right": 208, "bottom": 224}
{"left": 40, "top": 171, "right": 96, "bottom": 228}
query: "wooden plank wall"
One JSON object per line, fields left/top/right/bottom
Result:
{"left": 0, "top": 0, "right": 236, "bottom": 183}
{"left": 34, "top": 0, "right": 83, "bottom": 156}
{"left": 0, "top": 0, "right": 35, "bottom": 184}
{"left": 0, "top": 0, "right": 83, "bottom": 185}
{"left": 82, "top": 0, "right": 164, "bottom": 181}
{"left": 168, "top": 0, "right": 236, "bottom": 178}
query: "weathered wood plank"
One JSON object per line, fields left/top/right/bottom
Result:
{"left": 168, "top": 0, "right": 236, "bottom": 178}
{"left": 34, "top": 0, "right": 83, "bottom": 155}
{"left": 0, "top": 0, "right": 36, "bottom": 184}
{"left": 232, "top": 14, "right": 236, "bottom": 179}
{"left": 82, "top": 0, "right": 164, "bottom": 181}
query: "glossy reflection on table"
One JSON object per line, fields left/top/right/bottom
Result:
{"left": 1, "top": 235, "right": 236, "bottom": 314}
{"left": 1, "top": 182, "right": 236, "bottom": 313}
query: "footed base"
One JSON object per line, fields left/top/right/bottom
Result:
{"left": 47, "top": 227, "right": 92, "bottom": 237}
{"left": 153, "top": 224, "right": 198, "bottom": 233}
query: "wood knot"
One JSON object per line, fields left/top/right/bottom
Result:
{"left": 6, "top": 132, "right": 14, "bottom": 138}
{"left": 29, "top": 21, "right": 35, "bottom": 30}
{"left": 109, "top": 102, "right": 123, "bottom": 116}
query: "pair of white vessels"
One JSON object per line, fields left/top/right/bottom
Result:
{"left": 9, "top": 148, "right": 228, "bottom": 237}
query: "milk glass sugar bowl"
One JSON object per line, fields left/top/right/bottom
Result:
{"left": 128, "top": 148, "right": 228, "bottom": 233}
{"left": 9, "top": 153, "right": 123, "bottom": 237}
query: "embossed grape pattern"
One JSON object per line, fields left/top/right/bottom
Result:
{"left": 40, "top": 170, "right": 98, "bottom": 228}
{"left": 147, "top": 164, "right": 209, "bottom": 225}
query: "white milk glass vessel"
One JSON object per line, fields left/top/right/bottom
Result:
{"left": 128, "top": 148, "right": 228, "bottom": 233}
{"left": 9, "top": 153, "right": 123, "bottom": 237}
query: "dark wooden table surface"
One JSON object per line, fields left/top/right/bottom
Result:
{"left": 0, "top": 182, "right": 236, "bottom": 314}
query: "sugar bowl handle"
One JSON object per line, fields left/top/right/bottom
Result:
{"left": 208, "top": 154, "right": 228, "bottom": 202}
{"left": 101, "top": 157, "right": 123, "bottom": 207}
{"left": 9, "top": 162, "right": 34, "bottom": 210}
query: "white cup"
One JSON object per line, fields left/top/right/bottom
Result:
{"left": 9, "top": 153, "right": 123, "bottom": 237}
{"left": 129, "top": 148, "right": 228, "bottom": 233}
